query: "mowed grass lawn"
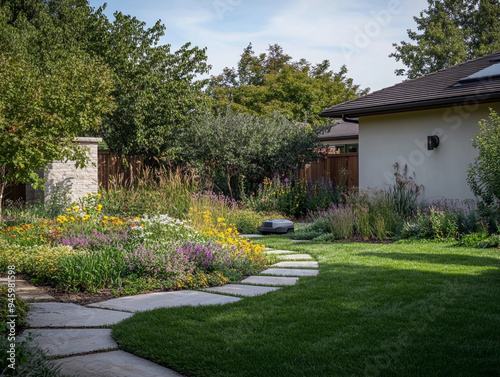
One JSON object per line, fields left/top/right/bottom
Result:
{"left": 112, "top": 238, "right": 500, "bottom": 377}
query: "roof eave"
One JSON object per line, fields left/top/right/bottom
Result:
{"left": 318, "top": 135, "right": 359, "bottom": 141}
{"left": 320, "top": 92, "right": 500, "bottom": 118}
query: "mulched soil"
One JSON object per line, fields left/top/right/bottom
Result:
{"left": 45, "top": 286, "right": 117, "bottom": 305}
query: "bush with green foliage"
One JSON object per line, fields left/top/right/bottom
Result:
{"left": 184, "top": 108, "right": 330, "bottom": 199}
{"left": 243, "top": 176, "right": 342, "bottom": 218}
{"left": 0, "top": 287, "right": 29, "bottom": 331}
{"left": 400, "top": 207, "right": 458, "bottom": 240}
{"left": 290, "top": 229, "right": 326, "bottom": 241}
{"left": 467, "top": 109, "right": 500, "bottom": 229}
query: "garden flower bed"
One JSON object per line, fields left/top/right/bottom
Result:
{"left": 0, "top": 193, "right": 271, "bottom": 300}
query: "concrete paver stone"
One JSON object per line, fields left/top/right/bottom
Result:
{"left": 89, "top": 290, "right": 241, "bottom": 312}
{"left": 277, "top": 254, "right": 313, "bottom": 260}
{"left": 205, "top": 284, "right": 281, "bottom": 297}
{"left": 239, "top": 234, "right": 264, "bottom": 238}
{"left": 240, "top": 276, "right": 299, "bottom": 286}
{"left": 27, "top": 303, "right": 133, "bottom": 328}
{"left": 261, "top": 268, "right": 319, "bottom": 277}
{"left": 272, "top": 261, "right": 319, "bottom": 268}
{"left": 0, "top": 278, "right": 54, "bottom": 301}
{"left": 264, "top": 249, "right": 298, "bottom": 254}
{"left": 20, "top": 329, "right": 116, "bottom": 356}
{"left": 51, "top": 350, "right": 183, "bottom": 377}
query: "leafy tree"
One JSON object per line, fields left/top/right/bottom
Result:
{"left": 467, "top": 109, "right": 500, "bottom": 228}
{"left": 1, "top": 0, "right": 211, "bottom": 159}
{"left": 0, "top": 2, "right": 116, "bottom": 218}
{"left": 208, "top": 43, "right": 367, "bottom": 124}
{"left": 89, "top": 12, "right": 211, "bottom": 158}
{"left": 391, "top": 0, "right": 500, "bottom": 79}
{"left": 184, "top": 108, "right": 331, "bottom": 198}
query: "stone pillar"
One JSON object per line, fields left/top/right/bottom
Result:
{"left": 25, "top": 137, "right": 101, "bottom": 204}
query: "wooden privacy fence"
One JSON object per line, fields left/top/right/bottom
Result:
{"left": 300, "top": 153, "right": 358, "bottom": 188}
{"left": 98, "top": 150, "right": 144, "bottom": 191}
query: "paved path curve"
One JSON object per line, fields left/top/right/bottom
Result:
{"left": 22, "top": 249, "right": 319, "bottom": 377}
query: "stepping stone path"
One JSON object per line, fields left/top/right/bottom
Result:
{"left": 20, "top": 248, "right": 319, "bottom": 377}
{"left": 0, "top": 277, "right": 54, "bottom": 301}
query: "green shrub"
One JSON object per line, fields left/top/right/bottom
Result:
{"left": 457, "top": 231, "right": 491, "bottom": 248}
{"left": 56, "top": 248, "right": 128, "bottom": 293}
{"left": 243, "top": 176, "right": 341, "bottom": 218}
{"left": 467, "top": 110, "right": 500, "bottom": 228}
{"left": 291, "top": 229, "right": 325, "bottom": 240}
{"left": 0, "top": 287, "right": 29, "bottom": 332}
{"left": 457, "top": 231, "right": 499, "bottom": 248}
{"left": 112, "top": 277, "right": 162, "bottom": 297}
{"left": 313, "top": 233, "right": 336, "bottom": 242}
{"left": 400, "top": 206, "right": 459, "bottom": 240}
{"left": 0, "top": 242, "right": 78, "bottom": 284}
{"left": 309, "top": 215, "right": 331, "bottom": 234}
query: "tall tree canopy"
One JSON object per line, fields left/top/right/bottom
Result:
{"left": 0, "top": 0, "right": 115, "bottom": 210}
{"left": 391, "top": 0, "right": 500, "bottom": 79}
{"left": 1, "top": 0, "right": 211, "bottom": 159}
{"left": 208, "top": 43, "right": 367, "bottom": 124}
{"left": 88, "top": 12, "right": 211, "bottom": 158}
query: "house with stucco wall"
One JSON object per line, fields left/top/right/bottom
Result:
{"left": 320, "top": 51, "right": 500, "bottom": 202}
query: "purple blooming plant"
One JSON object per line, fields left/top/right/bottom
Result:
{"left": 193, "top": 190, "right": 241, "bottom": 210}
{"left": 57, "top": 230, "right": 129, "bottom": 251}
{"left": 126, "top": 240, "right": 234, "bottom": 279}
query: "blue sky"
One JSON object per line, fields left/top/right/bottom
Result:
{"left": 88, "top": 0, "right": 429, "bottom": 92}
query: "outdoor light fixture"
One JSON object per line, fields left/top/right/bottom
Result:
{"left": 427, "top": 135, "right": 440, "bottom": 150}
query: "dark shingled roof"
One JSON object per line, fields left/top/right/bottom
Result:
{"left": 320, "top": 50, "right": 500, "bottom": 118}
{"left": 318, "top": 120, "right": 358, "bottom": 140}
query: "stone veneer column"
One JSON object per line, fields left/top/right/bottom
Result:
{"left": 25, "top": 137, "right": 101, "bottom": 204}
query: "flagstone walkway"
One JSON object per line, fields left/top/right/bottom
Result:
{"left": 21, "top": 248, "right": 319, "bottom": 377}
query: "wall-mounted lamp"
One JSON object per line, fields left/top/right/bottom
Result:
{"left": 427, "top": 135, "right": 440, "bottom": 150}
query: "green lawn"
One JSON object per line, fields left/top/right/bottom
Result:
{"left": 112, "top": 238, "right": 500, "bottom": 377}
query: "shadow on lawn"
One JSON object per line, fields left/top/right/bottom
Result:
{"left": 356, "top": 251, "right": 500, "bottom": 268}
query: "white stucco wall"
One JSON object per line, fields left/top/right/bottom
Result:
{"left": 359, "top": 103, "right": 500, "bottom": 201}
